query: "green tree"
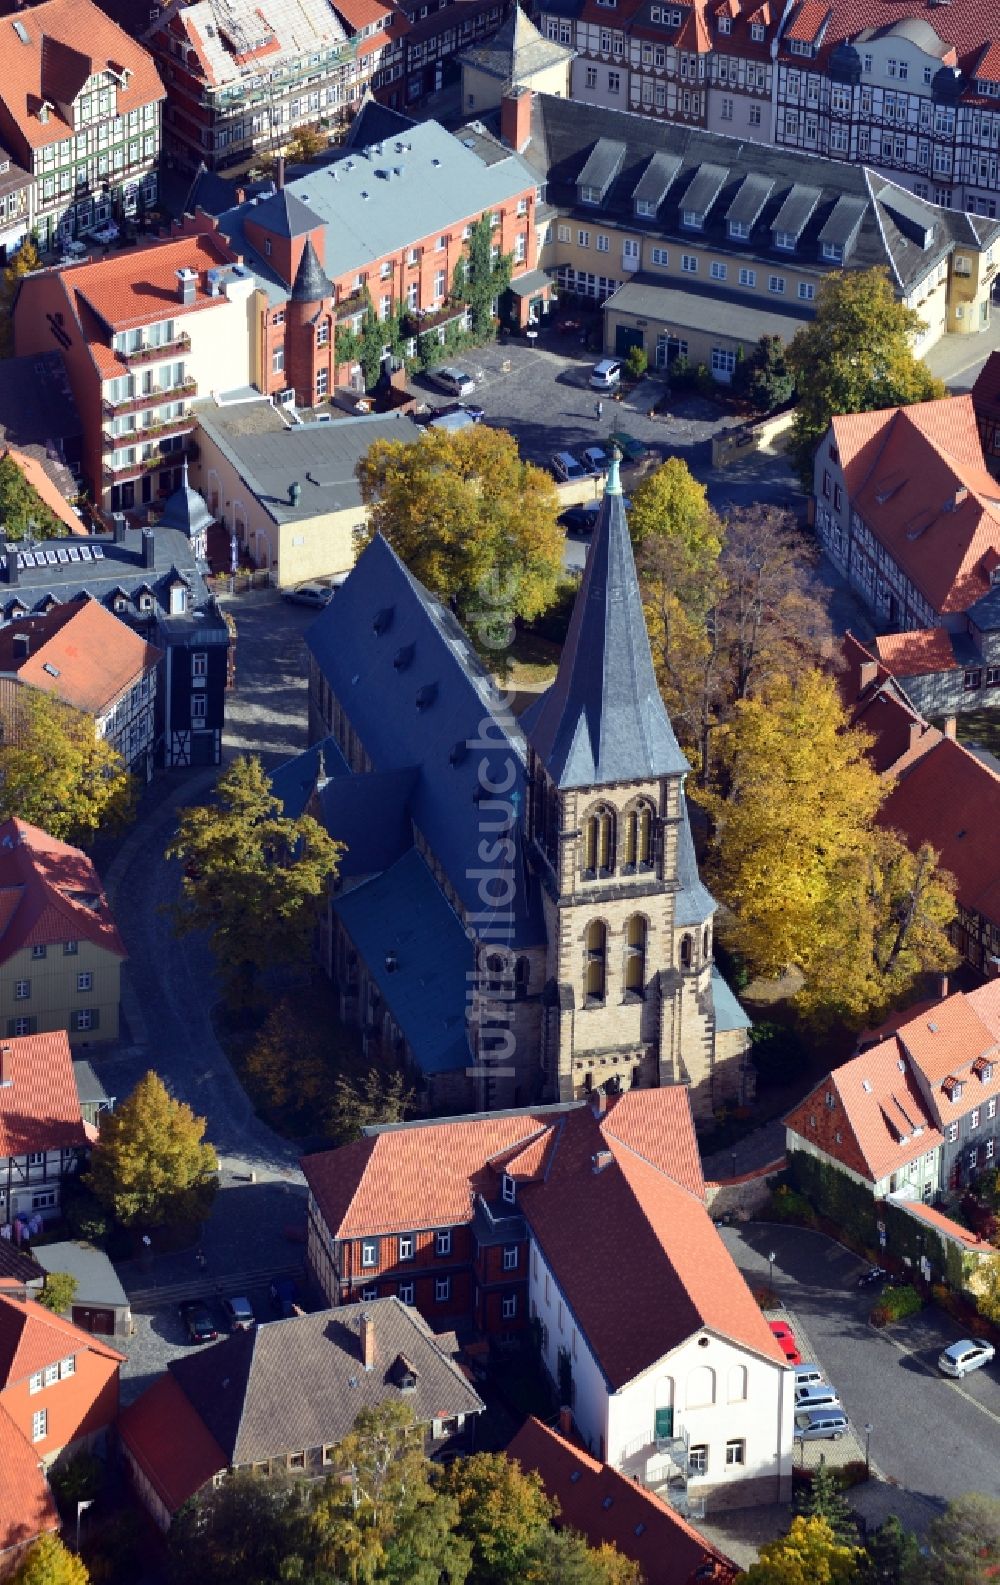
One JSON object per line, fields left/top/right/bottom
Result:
{"left": 37, "top": 1272, "right": 78, "bottom": 1315}
{"left": 0, "top": 238, "right": 42, "bottom": 358}
{"left": 168, "top": 1471, "right": 317, "bottom": 1585}
{"left": 49, "top": 1450, "right": 104, "bottom": 1511}
{"left": 437, "top": 1451, "right": 554, "bottom": 1585}
{"left": 973, "top": 1252, "right": 1000, "bottom": 1322}
{"left": 786, "top": 268, "right": 945, "bottom": 481}
{"left": 288, "top": 123, "right": 324, "bottom": 162}
{"left": 793, "top": 1463, "right": 858, "bottom": 1547}
{"left": 858, "top": 1513, "right": 923, "bottom": 1585}
{"left": 733, "top": 334, "right": 794, "bottom": 413}
{"left": 0, "top": 688, "right": 134, "bottom": 844}
{"left": 357, "top": 426, "right": 563, "bottom": 625}
{"left": 0, "top": 453, "right": 64, "bottom": 539}
{"left": 525, "top": 1529, "right": 642, "bottom": 1584}
{"left": 167, "top": 755, "right": 343, "bottom": 1005}
{"left": 739, "top": 1516, "right": 861, "bottom": 1585}
{"left": 923, "top": 1493, "right": 1000, "bottom": 1584}
{"left": 325, "top": 1066, "right": 413, "bottom": 1146}
{"left": 628, "top": 455, "right": 721, "bottom": 558}
{"left": 452, "top": 214, "right": 512, "bottom": 339}
{"left": 86, "top": 1070, "right": 218, "bottom": 1230}
{"left": 624, "top": 345, "right": 648, "bottom": 380}
{"left": 11, "top": 1534, "right": 90, "bottom": 1585}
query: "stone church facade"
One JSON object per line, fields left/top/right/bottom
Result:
{"left": 299, "top": 454, "right": 750, "bottom": 1122}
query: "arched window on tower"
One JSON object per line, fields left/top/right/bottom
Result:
{"left": 583, "top": 805, "right": 615, "bottom": 876}
{"left": 623, "top": 801, "right": 654, "bottom": 870}
{"left": 484, "top": 952, "right": 505, "bottom": 994}
{"left": 585, "top": 921, "right": 607, "bottom": 1005}
{"left": 514, "top": 956, "right": 530, "bottom": 1000}
{"left": 703, "top": 925, "right": 711, "bottom": 960}
{"left": 680, "top": 933, "right": 693, "bottom": 970}
{"left": 624, "top": 915, "right": 647, "bottom": 999}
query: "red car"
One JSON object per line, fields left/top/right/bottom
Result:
{"left": 769, "top": 1321, "right": 802, "bottom": 1365}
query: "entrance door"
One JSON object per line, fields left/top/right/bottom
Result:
{"left": 654, "top": 1406, "right": 673, "bottom": 1439}
{"left": 72, "top": 1306, "right": 115, "bottom": 1335}
{"left": 614, "top": 324, "right": 644, "bottom": 358}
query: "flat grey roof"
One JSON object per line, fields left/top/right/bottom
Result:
{"left": 34, "top": 1241, "right": 129, "bottom": 1310}
{"left": 604, "top": 275, "right": 812, "bottom": 342}
{"left": 194, "top": 403, "right": 424, "bottom": 524}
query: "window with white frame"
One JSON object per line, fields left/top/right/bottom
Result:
{"left": 725, "top": 1439, "right": 745, "bottom": 1466}
{"left": 503, "top": 1245, "right": 518, "bottom": 1271}
{"left": 710, "top": 261, "right": 727, "bottom": 280}
{"left": 15, "top": 980, "right": 30, "bottom": 1000}
{"left": 689, "top": 1444, "right": 708, "bottom": 1473}
{"left": 798, "top": 281, "right": 815, "bottom": 300}
{"left": 948, "top": 1122, "right": 959, "bottom": 1142}
{"left": 681, "top": 254, "right": 698, "bottom": 273}
{"left": 972, "top": 1108, "right": 981, "bottom": 1130}
{"left": 192, "top": 651, "right": 208, "bottom": 679}
{"left": 361, "top": 1239, "right": 378, "bottom": 1267}
{"left": 711, "top": 347, "right": 736, "bottom": 377}
{"left": 738, "top": 267, "right": 756, "bottom": 286}
{"left": 651, "top": 247, "right": 669, "bottom": 265}
{"left": 29, "top": 1372, "right": 43, "bottom": 1394}
{"left": 502, "top": 1174, "right": 516, "bottom": 1203}
{"left": 77, "top": 973, "right": 93, "bottom": 992}
{"left": 32, "top": 1409, "right": 47, "bottom": 1442}
{"left": 502, "top": 1293, "right": 517, "bottom": 1320}
{"left": 768, "top": 274, "right": 786, "bottom": 294}
{"left": 398, "top": 1234, "right": 414, "bottom": 1261}
{"left": 435, "top": 1277, "right": 451, "bottom": 1302}
{"left": 597, "top": 234, "right": 609, "bottom": 253}
{"left": 361, "top": 1285, "right": 377, "bottom": 1300}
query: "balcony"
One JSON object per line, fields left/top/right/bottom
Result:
{"left": 102, "top": 411, "right": 195, "bottom": 451}
{"left": 102, "top": 376, "right": 196, "bottom": 418}
{"left": 118, "top": 332, "right": 191, "bottom": 365}
{"left": 102, "top": 434, "right": 197, "bottom": 484}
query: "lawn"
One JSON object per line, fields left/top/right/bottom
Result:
{"left": 950, "top": 709, "right": 1000, "bottom": 759}
{"left": 494, "top": 628, "right": 561, "bottom": 690}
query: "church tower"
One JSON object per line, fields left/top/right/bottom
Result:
{"left": 521, "top": 451, "right": 748, "bottom": 1119}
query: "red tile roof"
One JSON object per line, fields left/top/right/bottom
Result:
{"left": 0, "top": 597, "right": 162, "bottom": 716}
{"left": 0, "top": 1030, "right": 88, "bottom": 1159}
{"left": 878, "top": 736, "right": 1000, "bottom": 923}
{"left": 896, "top": 993, "right": 997, "bottom": 1084}
{"left": 0, "top": 0, "right": 164, "bottom": 153}
{"left": 0, "top": 1293, "right": 124, "bottom": 1389}
{"left": 0, "top": 818, "right": 125, "bottom": 967}
{"left": 975, "top": 40, "right": 1000, "bottom": 85}
{"left": 333, "top": 0, "right": 392, "bottom": 28}
{"left": 971, "top": 349, "right": 1000, "bottom": 418}
{"left": 775, "top": 0, "right": 998, "bottom": 74}
{"left": 834, "top": 397, "right": 1000, "bottom": 616}
{"left": 65, "top": 232, "right": 238, "bottom": 332}
{"left": 838, "top": 632, "right": 941, "bottom": 776}
{"left": 785, "top": 1036, "right": 942, "bottom": 1184}
{"left": 118, "top": 1373, "right": 226, "bottom": 1514}
{"left": 508, "top": 1417, "right": 738, "bottom": 1585}
{"left": 892, "top": 1198, "right": 994, "bottom": 1251}
{"left": 0, "top": 1403, "right": 59, "bottom": 1561}
{"left": 872, "top": 629, "right": 957, "bottom": 679}
{"left": 785, "top": 1, "right": 830, "bottom": 43}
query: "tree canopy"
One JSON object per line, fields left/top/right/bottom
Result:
{"left": 0, "top": 453, "right": 65, "bottom": 540}
{"left": 357, "top": 426, "right": 564, "bottom": 627}
{"left": 786, "top": 268, "right": 945, "bottom": 481}
{"left": 452, "top": 214, "right": 513, "bottom": 339}
{"left": 37, "top": 1272, "right": 78, "bottom": 1315}
{"left": 11, "top": 1534, "right": 90, "bottom": 1585}
{"left": 739, "top": 1516, "right": 861, "bottom": 1585}
{"left": 0, "top": 239, "right": 42, "bottom": 359}
{"left": 86, "top": 1070, "right": 218, "bottom": 1230}
{"left": 733, "top": 334, "right": 794, "bottom": 414}
{"left": 923, "top": 1493, "right": 1000, "bottom": 1584}
{"left": 167, "top": 755, "right": 343, "bottom": 1004}
{"left": 0, "top": 687, "right": 134, "bottom": 844}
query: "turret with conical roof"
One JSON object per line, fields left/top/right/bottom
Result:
{"left": 291, "top": 237, "right": 333, "bottom": 303}
{"left": 286, "top": 238, "right": 334, "bottom": 406}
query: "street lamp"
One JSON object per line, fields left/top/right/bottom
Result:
{"left": 76, "top": 1499, "right": 94, "bottom": 1552}
{"left": 864, "top": 1423, "right": 874, "bottom": 1478}
{"left": 768, "top": 1249, "right": 776, "bottom": 1294}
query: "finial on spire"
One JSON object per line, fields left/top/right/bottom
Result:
{"left": 181, "top": 455, "right": 190, "bottom": 491}
{"left": 606, "top": 443, "right": 623, "bottom": 497}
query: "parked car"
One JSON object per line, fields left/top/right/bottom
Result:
{"left": 589, "top": 358, "right": 622, "bottom": 390}
{"left": 580, "top": 446, "right": 610, "bottom": 475}
{"left": 551, "top": 451, "right": 589, "bottom": 483}
{"left": 432, "top": 367, "right": 476, "bottom": 397}
{"left": 281, "top": 582, "right": 333, "bottom": 608}
{"left": 179, "top": 1300, "right": 218, "bottom": 1344}
{"left": 221, "top": 1296, "right": 255, "bottom": 1332}
{"left": 794, "top": 1410, "right": 848, "bottom": 1442}
{"left": 795, "top": 1384, "right": 842, "bottom": 1412}
{"left": 769, "top": 1321, "right": 802, "bottom": 1365}
{"left": 792, "top": 1363, "right": 826, "bottom": 1390}
{"left": 609, "top": 430, "right": 648, "bottom": 462}
{"left": 88, "top": 221, "right": 119, "bottom": 246}
{"left": 435, "top": 400, "right": 484, "bottom": 423}
{"left": 937, "top": 1339, "right": 995, "bottom": 1379}
{"left": 559, "top": 502, "right": 601, "bottom": 535}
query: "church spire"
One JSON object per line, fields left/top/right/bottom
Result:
{"left": 523, "top": 447, "right": 688, "bottom": 789}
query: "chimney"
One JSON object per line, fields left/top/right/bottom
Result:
{"left": 0, "top": 1043, "right": 10, "bottom": 1086}
{"left": 12, "top": 631, "right": 29, "bottom": 662}
{"left": 276, "top": 155, "right": 285, "bottom": 191}
{"left": 359, "top": 1312, "right": 376, "bottom": 1372}
{"left": 591, "top": 1149, "right": 614, "bottom": 1175}
{"left": 112, "top": 512, "right": 127, "bottom": 544}
{"left": 141, "top": 528, "right": 156, "bottom": 570}
{"left": 559, "top": 1405, "right": 573, "bottom": 1437}
{"left": 5, "top": 549, "right": 16, "bottom": 586}
{"left": 939, "top": 974, "right": 949, "bottom": 999}
{"left": 288, "top": 481, "right": 301, "bottom": 507}
{"left": 500, "top": 86, "right": 533, "bottom": 154}
{"left": 590, "top": 1087, "right": 608, "bottom": 1117}
{"left": 908, "top": 719, "right": 925, "bottom": 753}
{"left": 235, "top": 185, "right": 246, "bottom": 204}
{"left": 176, "top": 266, "right": 197, "bottom": 305}
{"left": 943, "top": 715, "right": 957, "bottom": 740}
{"left": 859, "top": 659, "right": 878, "bottom": 690}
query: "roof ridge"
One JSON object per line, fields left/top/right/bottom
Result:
{"left": 230, "top": 1323, "right": 260, "bottom": 1463}
{"left": 598, "top": 1124, "right": 705, "bottom": 1203}
{"left": 330, "top": 1133, "right": 380, "bottom": 1238}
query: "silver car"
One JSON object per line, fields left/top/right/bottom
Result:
{"left": 795, "top": 1384, "right": 842, "bottom": 1412}
{"left": 937, "top": 1338, "right": 995, "bottom": 1379}
{"left": 794, "top": 1410, "right": 848, "bottom": 1442}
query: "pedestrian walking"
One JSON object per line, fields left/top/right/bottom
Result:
{"left": 596, "top": 399, "right": 603, "bottom": 420}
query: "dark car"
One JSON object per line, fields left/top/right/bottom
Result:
{"left": 221, "top": 1296, "right": 255, "bottom": 1332}
{"left": 857, "top": 1265, "right": 888, "bottom": 1289}
{"left": 179, "top": 1300, "right": 217, "bottom": 1344}
{"left": 609, "top": 430, "right": 648, "bottom": 462}
{"left": 559, "top": 502, "right": 601, "bottom": 535}
{"left": 269, "top": 1276, "right": 300, "bottom": 1317}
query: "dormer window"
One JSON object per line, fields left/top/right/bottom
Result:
{"left": 170, "top": 583, "right": 187, "bottom": 615}
{"left": 981, "top": 1063, "right": 994, "bottom": 1083}
{"left": 751, "top": 22, "right": 764, "bottom": 40}
{"left": 774, "top": 230, "right": 797, "bottom": 252}
{"left": 139, "top": 593, "right": 153, "bottom": 612}
{"left": 729, "top": 220, "right": 751, "bottom": 240}
{"left": 718, "top": 15, "right": 730, "bottom": 32}
{"left": 502, "top": 1174, "right": 516, "bottom": 1204}
{"left": 682, "top": 209, "right": 703, "bottom": 230}
{"left": 822, "top": 241, "right": 843, "bottom": 263}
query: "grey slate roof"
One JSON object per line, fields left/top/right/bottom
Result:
{"left": 305, "top": 534, "right": 544, "bottom": 946}
{"left": 603, "top": 276, "right": 812, "bottom": 342}
{"left": 315, "top": 767, "right": 418, "bottom": 879}
{"left": 168, "top": 1297, "right": 483, "bottom": 1466}
{"left": 457, "top": 4, "right": 575, "bottom": 84}
{"left": 192, "top": 402, "right": 423, "bottom": 526}
{"left": 244, "top": 188, "right": 325, "bottom": 240}
{"left": 674, "top": 806, "right": 716, "bottom": 927}
{"left": 521, "top": 455, "right": 689, "bottom": 790}
{"left": 291, "top": 237, "right": 333, "bottom": 303}
{"left": 33, "top": 1241, "right": 129, "bottom": 1312}
{"left": 523, "top": 95, "right": 1000, "bottom": 293}
{"left": 334, "top": 849, "right": 471, "bottom": 1074}
{"left": 711, "top": 967, "right": 751, "bottom": 1033}
{"left": 271, "top": 734, "right": 350, "bottom": 820}
{"left": 156, "top": 459, "right": 213, "bottom": 540}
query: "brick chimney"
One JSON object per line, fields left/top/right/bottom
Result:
{"left": 141, "top": 528, "right": 156, "bottom": 570}
{"left": 939, "top": 974, "right": 949, "bottom": 999}
{"left": 500, "top": 86, "right": 533, "bottom": 153}
{"left": 0, "top": 1043, "right": 10, "bottom": 1087}
{"left": 590, "top": 1087, "right": 608, "bottom": 1117}
{"left": 276, "top": 155, "right": 285, "bottom": 191}
{"left": 943, "top": 715, "right": 957, "bottom": 740}
{"left": 859, "top": 659, "right": 878, "bottom": 690}
{"left": 359, "top": 1311, "right": 376, "bottom": 1372}
{"left": 559, "top": 1405, "right": 573, "bottom": 1437}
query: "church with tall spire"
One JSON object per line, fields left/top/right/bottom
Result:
{"left": 297, "top": 451, "right": 750, "bottom": 1121}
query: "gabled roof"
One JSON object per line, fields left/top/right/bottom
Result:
{"left": 0, "top": 1293, "right": 123, "bottom": 1388}
{"left": 246, "top": 188, "right": 325, "bottom": 242}
{"left": 522, "top": 455, "right": 689, "bottom": 789}
{"left": 0, "top": 447, "right": 83, "bottom": 537}
{"left": 0, "top": 818, "right": 125, "bottom": 968}
{"left": 0, "top": 1404, "right": 59, "bottom": 1560}
{"left": 161, "top": 1298, "right": 482, "bottom": 1471}
{"left": 0, "top": 1030, "right": 88, "bottom": 1159}
{"left": 871, "top": 629, "right": 958, "bottom": 679}
{"left": 118, "top": 1374, "right": 226, "bottom": 1515}
{"left": 508, "top": 1417, "right": 738, "bottom": 1585}
{"left": 838, "top": 631, "right": 942, "bottom": 775}
{"left": 0, "top": 596, "right": 161, "bottom": 715}
{"left": 270, "top": 734, "right": 351, "bottom": 820}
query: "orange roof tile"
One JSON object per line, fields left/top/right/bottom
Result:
{"left": 333, "top": 0, "right": 393, "bottom": 28}
{"left": 786, "top": 1038, "right": 942, "bottom": 1184}
{"left": 119, "top": 1373, "right": 226, "bottom": 1514}
{"left": 972, "top": 349, "right": 1000, "bottom": 418}
{"left": 508, "top": 1417, "right": 738, "bottom": 1585}
{"left": 838, "top": 632, "right": 941, "bottom": 776}
{"left": 893, "top": 1198, "right": 995, "bottom": 1251}
{"left": 0, "top": 818, "right": 125, "bottom": 967}
{"left": 0, "top": 0, "right": 164, "bottom": 154}
{"left": 0, "top": 1030, "right": 88, "bottom": 1159}
{"left": 975, "top": 40, "right": 1000, "bottom": 84}
{"left": 64, "top": 232, "right": 237, "bottom": 333}
{"left": 0, "top": 448, "right": 83, "bottom": 536}
{"left": 785, "top": 0, "right": 830, "bottom": 41}
{"left": 0, "top": 1293, "right": 124, "bottom": 1389}
{"left": 599, "top": 1086, "right": 705, "bottom": 1198}
{"left": 872, "top": 629, "right": 957, "bottom": 679}
{"left": 0, "top": 1404, "right": 59, "bottom": 1560}
{"left": 896, "top": 994, "right": 998, "bottom": 1084}
{"left": 0, "top": 597, "right": 162, "bottom": 716}
{"left": 878, "top": 736, "right": 1000, "bottom": 923}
